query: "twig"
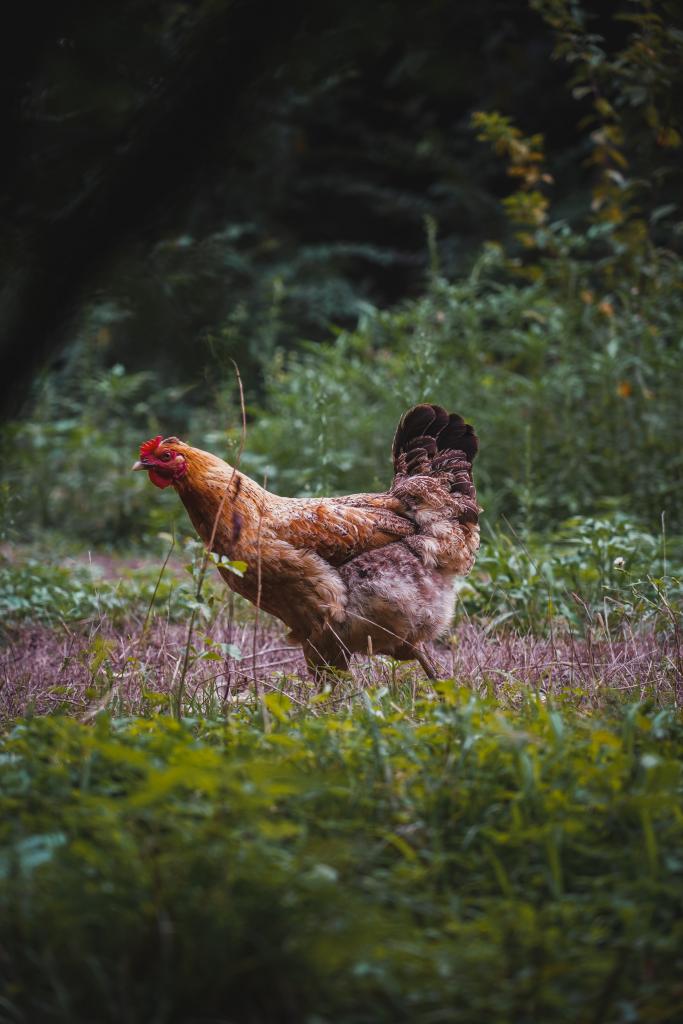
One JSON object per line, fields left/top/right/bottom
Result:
{"left": 241, "top": 645, "right": 301, "bottom": 660}
{"left": 141, "top": 528, "right": 176, "bottom": 636}
{"left": 174, "top": 361, "right": 247, "bottom": 719}
{"left": 222, "top": 591, "right": 236, "bottom": 702}
{"left": 252, "top": 473, "right": 270, "bottom": 732}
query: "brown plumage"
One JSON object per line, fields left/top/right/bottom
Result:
{"left": 133, "top": 404, "right": 480, "bottom": 681}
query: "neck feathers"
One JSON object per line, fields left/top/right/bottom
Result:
{"left": 174, "top": 447, "right": 266, "bottom": 555}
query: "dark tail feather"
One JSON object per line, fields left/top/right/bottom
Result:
{"left": 391, "top": 403, "right": 479, "bottom": 510}
{"left": 438, "top": 413, "right": 478, "bottom": 464}
{"left": 392, "top": 403, "right": 479, "bottom": 470}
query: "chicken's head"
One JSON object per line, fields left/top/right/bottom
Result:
{"left": 132, "top": 435, "right": 188, "bottom": 489}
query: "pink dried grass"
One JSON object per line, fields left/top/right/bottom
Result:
{"left": 1, "top": 614, "right": 680, "bottom": 722}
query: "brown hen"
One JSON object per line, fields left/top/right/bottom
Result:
{"left": 133, "top": 404, "right": 480, "bottom": 680}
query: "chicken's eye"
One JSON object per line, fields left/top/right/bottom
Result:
{"left": 159, "top": 452, "right": 172, "bottom": 461}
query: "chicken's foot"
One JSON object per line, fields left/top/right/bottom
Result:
{"left": 392, "top": 643, "right": 439, "bottom": 680}
{"left": 415, "top": 647, "right": 438, "bottom": 680}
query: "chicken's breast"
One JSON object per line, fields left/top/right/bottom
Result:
{"left": 337, "top": 542, "right": 457, "bottom": 657}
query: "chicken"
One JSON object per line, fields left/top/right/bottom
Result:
{"left": 133, "top": 404, "right": 480, "bottom": 680}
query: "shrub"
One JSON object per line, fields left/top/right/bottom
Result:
{"left": 1, "top": 695, "right": 682, "bottom": 1022}
{"left": 1, "top": 349, "right": 194, "bottom": 546}
{"left": 0, "top": 538, "right": 228, "bottom": 628}
{"left": 464, "top": 513, "right": 683, "bottom": 634}
{"left": 243, "top": 241, "right": 683, "bottom": 534}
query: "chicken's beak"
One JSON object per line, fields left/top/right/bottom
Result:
{"left": 131, "top": 460, "right": 148, "bottom": 471}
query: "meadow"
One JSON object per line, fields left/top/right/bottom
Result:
{"left": 1, "top": 446, "right": 681, "bottom": 1021}
{"left": 2, "top": 1, "right": 683, "bottom": 1015}
{"left": 2, "top": 236, "right": 683, "bottom": 1020}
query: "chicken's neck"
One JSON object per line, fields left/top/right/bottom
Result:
{"left": 174, "top": 451, "right": 271, "bottom": 561}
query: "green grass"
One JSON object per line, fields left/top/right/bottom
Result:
{"left": 2, "top": 511, "right": 681, "bottom": 637}
{"left": 0, "top": 540, "right": 229, "bottom": 629}
{"left": 1, "top": 690, "right": 682, "bottom": 1023}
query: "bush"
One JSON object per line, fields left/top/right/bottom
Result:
{"left": 0, "top": 539, "right": 227, "bottom": 628}
{"left": 463, "top": 513, "right": 683, "bottom": 634}
{"left": 0, "top": 344, "right": 199, "bottom": 545}
{"left": 244, "top": 240, "right": 683, "bottom": 533}
{"left": 1, "top": 694, "right": 682, "bottom": 1022}
{"left": 3, "top": 239, "right": 682, "bottom": 546}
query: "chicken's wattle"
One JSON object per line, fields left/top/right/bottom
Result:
{"left": 148, "top": 469, "right": 174, "bottom": 489}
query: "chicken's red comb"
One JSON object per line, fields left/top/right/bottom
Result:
{"left": 139, "top": 435, "right": 163, "bottom": 459}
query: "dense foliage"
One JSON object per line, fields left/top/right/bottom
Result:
{"left": 1, "top": 693, "right": 682, "bottom": 1023}
{"left": 246, "top": 243, "right": 683, "bottom": 529}
{"left": 3, "top": 234, "right": 681, "bottom": 546}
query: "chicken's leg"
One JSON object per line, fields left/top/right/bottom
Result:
{"left": 392, "top": 643, "right": 439, "bottom": 680}
{"left": 415, "top": 646, "right": 438, "bottom": 680}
